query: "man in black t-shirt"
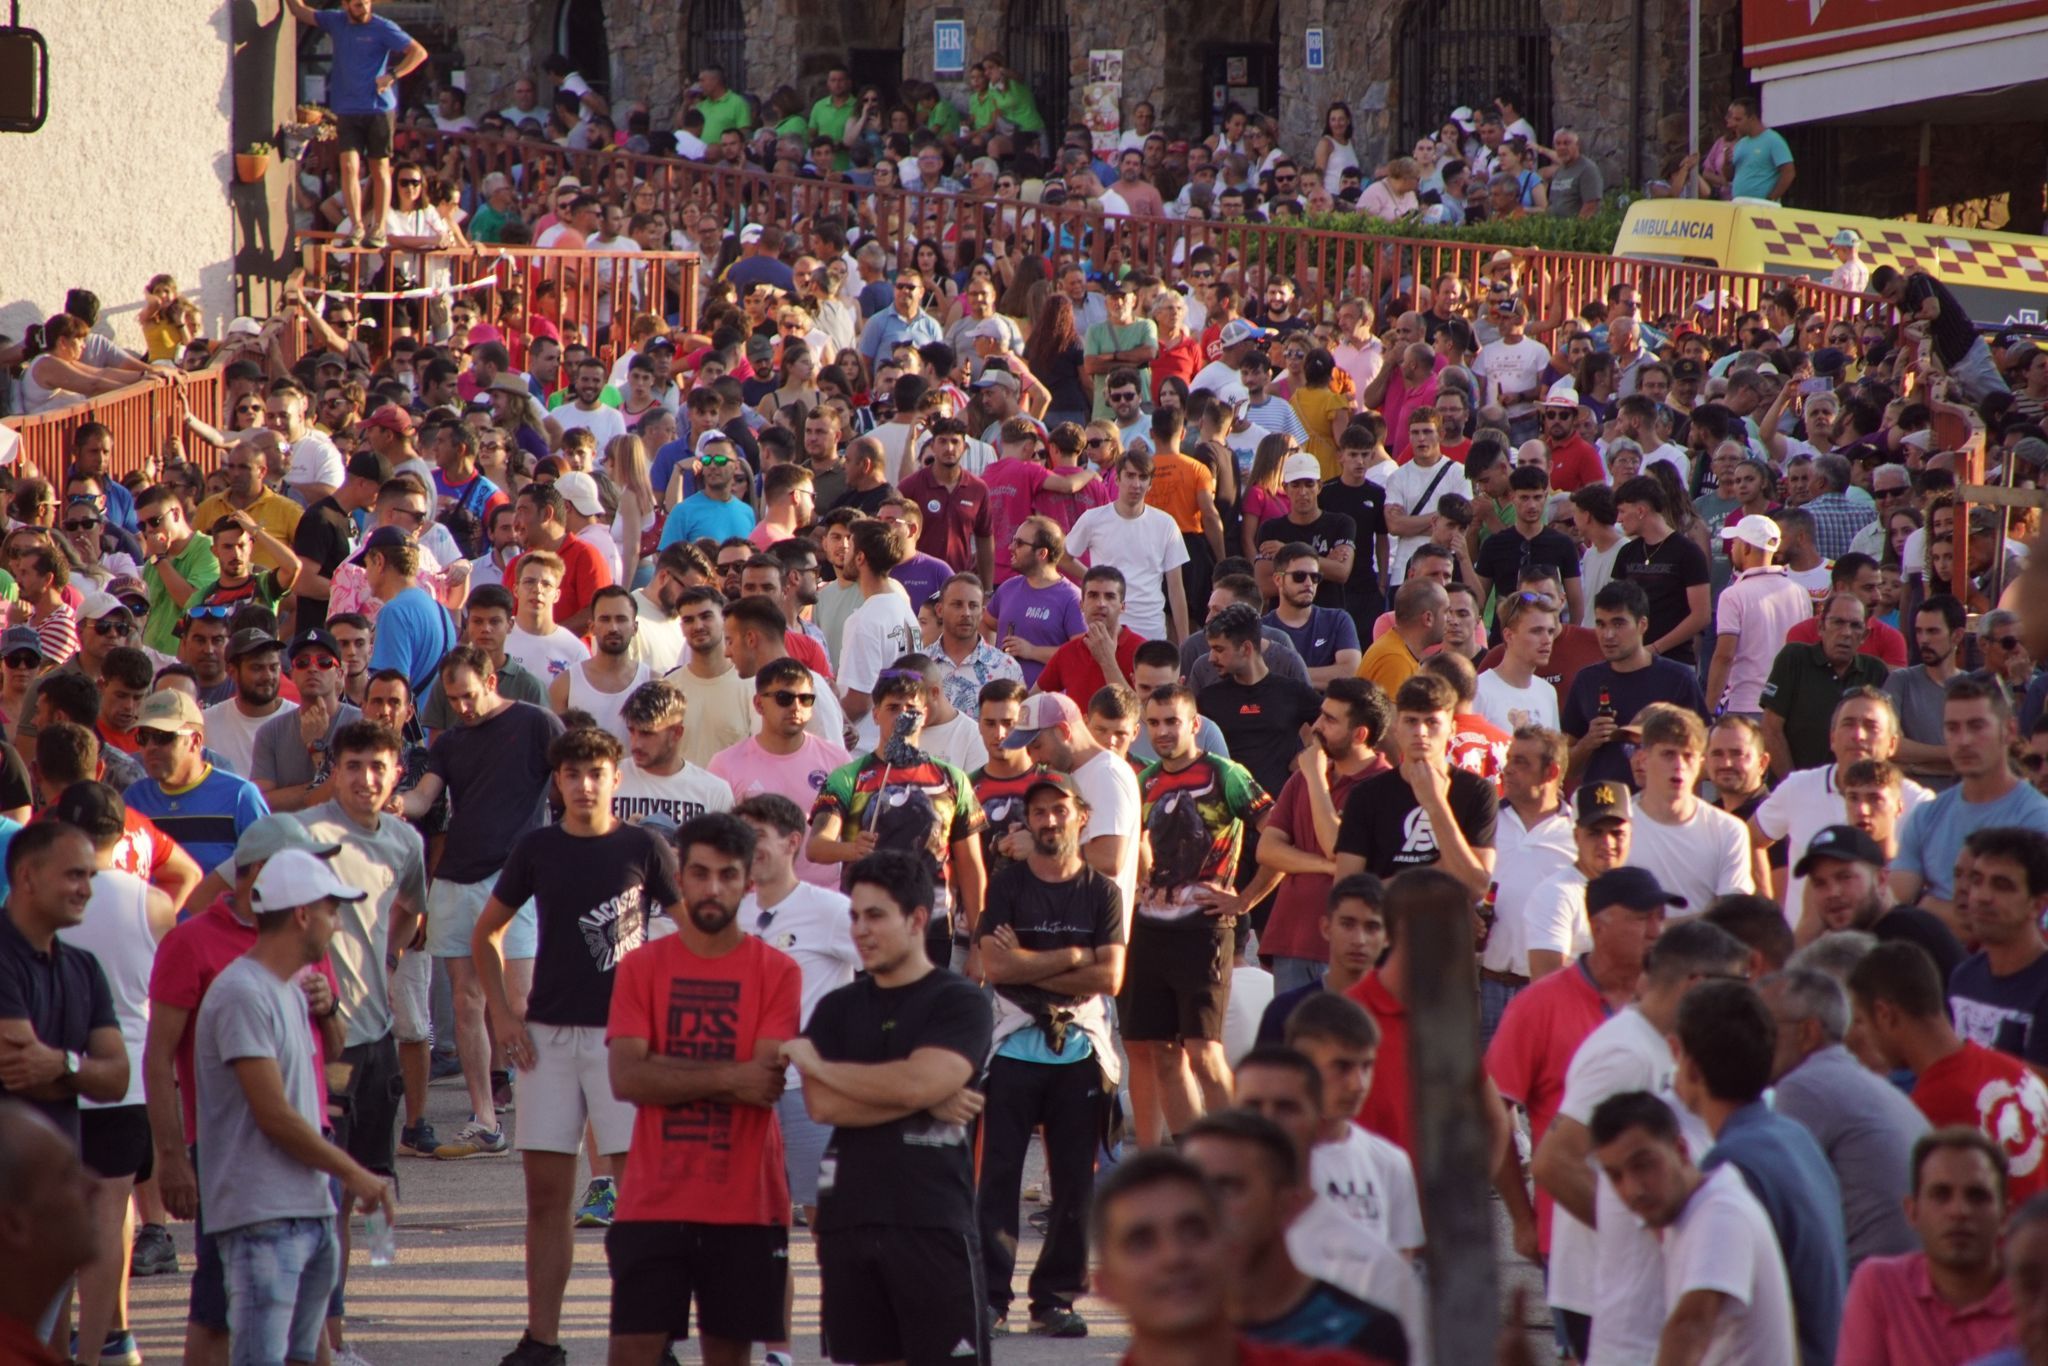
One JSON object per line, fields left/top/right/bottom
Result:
{"left": 783, "top": 850, "right": 994, "bottom": 1366}
{"left": 1256, "top": 453, "right": 1356, "bottom": 611}
{"left": 471, "top": 725, "right": 682, "bottom": 1366}
{"left": 1335, "top": 671, "right": 1497, "bottom": 897}
{"left": 1561, "top": 580, "right": 1709, "bottom": 789}
{"left": 1321, "top": 425, "right": 1390, "bottom": 623}
{"left": 975, "top": 774, "right": 1126, "bottom": 1339}
{"left": 291, "top": 450, "right": 387, "bottom": 631}
{"left": 1874, "top": 265, "right": 2009, "bottom": 404}
{"left": 1197, "top": 604, "right": 1323, "bottom": 802}
{"left": 1609, "top": 474, "right": 1713, "bottom": 666}
{"left": 1474, "top": 465, "right": 1584, "bottom": 624}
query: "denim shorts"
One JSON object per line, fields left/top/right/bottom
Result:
{"left": 220, "top": 1215, "right": 338, "bottom": 1366}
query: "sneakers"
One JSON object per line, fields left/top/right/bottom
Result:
{"left": 496, "top": 1334, "right": 565, "bottom": 1366}
{"left": 130, "top": 1221, "right": 178, "bottom": 1276}
{"left": 1031, "top": 1307, "right": 1089, "bottom": 1338}
{"left": 574, "top": 1177, "right": 616, "bottom": 1227}
{"left": 332, "top": 1345, "right": 377, "bottom": 1366}
{"left": 69, "top": 1330, "right": 141, "bottom": 1365}
{"left": 360, "top": 227, "right": 388, "bottom": 250}
{"left": 398, "top": 1120, "right": 441, "bottom": 1158}
{"left": 434, "top": 1119, "right": 509, "bottom": 1159}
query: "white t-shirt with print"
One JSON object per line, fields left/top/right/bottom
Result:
{"left": 1310, "top": 1122, "right": 1425, "bottom": 1254}
{"left": 837, "top": 587, "right": 922, "bottom": 750}
{"left": 1473, "top": 669, "right": 1559, "bottom": 733}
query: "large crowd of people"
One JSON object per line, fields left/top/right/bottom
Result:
{"left": 11, "top": 5, "right": 2048, "bottom": 1366}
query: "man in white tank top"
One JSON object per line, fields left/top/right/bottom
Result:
{"left": 546, "top": 586, "right": 649, "bottom": 745}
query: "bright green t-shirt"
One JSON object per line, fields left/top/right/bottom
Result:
{"left": 969, "top": 89, "right": 1002, "bottom": 133}
{"left": 1083, "top": 319, "right": 1157, "bottom": 420}
{"left": 143, "top": 532, "right": 220, "bottom": 654}
{"left": 696, "top": 89, "right": 754, "bottom": 144}
{"left": 808, "top": 94, "right": 856, "bottom": 144}
{"left": 925, "top": 101, "right": 963, "bottom": 140}
{"left": 774, "top": 114, "right": 808, "bottom": 138}
{"left": 993, "top": 79, "right": 1045, "bottom": 134}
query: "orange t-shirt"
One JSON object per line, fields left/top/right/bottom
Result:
{"left": 1143, "top": 450, "right": 1215, "bottom": 534}
{"left": 607, "top": 933, "right": 803, "bottom": 1224}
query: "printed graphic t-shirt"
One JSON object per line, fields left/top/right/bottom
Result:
{"left": 494, "top": 823, "right": 681, "bottom": 1027}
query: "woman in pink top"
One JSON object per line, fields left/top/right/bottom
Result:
{"left": 1032, "top": 422, "right": 1116, "bottom": 536}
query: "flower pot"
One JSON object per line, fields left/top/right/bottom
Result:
{"left": 235, "top": 153, "right": 271, "bottom": 185}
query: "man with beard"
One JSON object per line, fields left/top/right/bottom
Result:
{"left": 473, "top": 727, "right": 684, "bottom": 1366}
{"left": 402, "top": 648, "right": 565, "bottom": 1159}
{"left": 782, "top": 849, "right": 991, "bottom": 1366}
{"left": 1887, "top": 594, "right": 1965, "bottom": 788}
{"left": 202, "top": 630, "right": 295, "bottom": 776}
{"left": 665, "top": 587, "right": 753, "bottom": 767}
{"left": 620, "top": 545, "right": 691, "bottom": 676}
{"left": 1706, "top": 716, "right": 1780, "bottom": 896}
{"left": 738, "top": 554, "right": 835, "bottom": 682}
{"left": 1794, "top": 824, "right": 1964, "bottom": 981}
{"left": 1006, "top": 690, "right": 1141, "bottom": 928}
{"left": 610, "top": 679, "right": 734, "bottom": 832}
{"left": 975, "top": 773, "right": 1125, "bottom": 1338}
{"left": 252, "top": 630, "right": 365, "bottom": 814}
{"left": 1264, "top": 543, "right": 1361, "bottom": 688}
{"left": 547, "top": 587, "right": 651, "bottom": 745}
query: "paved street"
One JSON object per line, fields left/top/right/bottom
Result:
{"left": 126, "top": 1075, "right": 1549, "bottom": 1364}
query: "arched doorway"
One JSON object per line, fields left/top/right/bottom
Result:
{"left": 1395, "top": 0, "right": 1551, "bottom": 146}
{"left": 555, "top": 0, "right": 611, "bottom": 97}
{"left": 682, "top": 0, "right": 748, "bottom": 93}
{"left": 1004, "top": 0, "right": 1070, "bottom": 132}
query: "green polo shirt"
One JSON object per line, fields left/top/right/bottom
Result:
{"left": 808, "top": 94, "right": 856, "bottom": 144}
{"left": 1761, "top": 643, "right": 1890, "bottom": 771}
{"left": 925, "top": 100, "right": 962, "bottom": 140}
{"left": 143, "top": 532, "right": 220, "bottom": 654}
{"left": 696, "top": 89, "right": 754, "bottom": 144}
{"left": 993, "top": 79, "right": 1044, "bottom": 134}
{"left": 969, "top": 89, "right": 1002, "bottom": 133}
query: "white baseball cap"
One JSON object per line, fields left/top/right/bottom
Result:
{"left": 1719, "top": 514, "right": 1782, "bottom": 553}
{"left": 1542, "top": 379, "right": 1581, "bottom": 410}
{"left": 1282, "top": 453, "right": 1323, "bottom": 484}
{"left": 251, "top": 849, "right": 366, "bottom": 912}
{"left": 555, "top": 471, "right": 605, "bottom": 517}
{"left": 225, "top": 317, "right": 262, "bottom": 338}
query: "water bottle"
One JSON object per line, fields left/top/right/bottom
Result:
{"left": 365, "top": 1207, "right": 397, "bottom": 1266}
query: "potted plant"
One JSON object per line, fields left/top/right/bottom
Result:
{"left": 235, "top": 142, "right": 273, "bottom": 184}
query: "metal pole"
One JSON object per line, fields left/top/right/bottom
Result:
{"left": 1689, "top": 0, "right": 1700, "bottom": 163}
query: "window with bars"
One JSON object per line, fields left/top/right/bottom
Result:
{"left": 1395, "top": 0, "right": 1552, "bottom": 148}
{"left": 1004, "top": 0, "right": 1070, "bottom": 131}
{"left": 683, "top": 0, "right": 748, "bottom": 95}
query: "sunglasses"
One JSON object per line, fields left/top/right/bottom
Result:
{"left": 2025, "top": 754, "right": 2048, "bottom": 772}
{"left": 292, "top": 654, "right": 340, "bottom": 671}
{"left": 139, "top": 514, "right": 171, "bottom": 532}
{"left": 700, "top": 454, "right": 733, "bottom": 467}
{"left": 1285, "top": 570, "right": 1321, "bottom": 584}
{"left": 186, "top": 604, "right": 233, "bottom": 620}
{"left": 1994, "top": 636, "right": 2023, "bottom": 651}
{"left": 1084, "top": 437, "right": 1108, "bottom": 448}
{"left": 61, "top": 518, "right": 100, "bottom": 533}
{"left": 135, "top": 727, "right": 185, "bottom": 747}
{"left": 3, "top": 654, "right": 40, "bottom": 669}
{"left": 89, "top": 619, "right": 132, "bottom": 637}
{"left": 397, "top": 177, "right": 423, "bottom": 187}
{"left": 1108, "top": 392, "right": 1138, "bottom": 403}
{"left": 766, "top": 690, "right": 816, "bottom": 708}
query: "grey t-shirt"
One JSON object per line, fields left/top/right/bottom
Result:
{"left": 1768, "top": 1043, "right": 1928, "bottom": 1267}
{"left": 1883, "top": 665, "right": 1954, "bottom": 787}
{"left": 297, "top": 800, "right": 428, "bottom": 1047}
{"left": 1548, "top": 158, "right": 1605, "bottom": 218}
{"left": 251, "top": 702, "right": 364, "bottom": 791}
{"left": 194, "top": 956, "right": 337, "bottom": 1235}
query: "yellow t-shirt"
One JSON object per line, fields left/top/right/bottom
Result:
{"left": 1357, "top": 629, "right": 1420, "bottom": 694}
{"left": 142, "top": 319, "right": 183, "bottom": 364}
{"left": 1290, "top": 385, "right": 1352, "bottom": 480}
{"left": 191, "top": 491, "right": 304, "bottom": 573}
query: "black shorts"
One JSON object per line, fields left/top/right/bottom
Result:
{"left": 1117, "top": 921, "right": 1231, "bottom": 1043}
{"left": 817, "top": 1225, "right": 987, "bottom": 1366}
{"left": 333, "top": 1033, "right": 402, "bottom": 1175}
{"left": 81, "top": 1104, "right": 153, "bottom": 1181}
{"left": 604, "top": 1221, "right": 787, "bottom": 1342}
{"left": 335, "top": 112, "right": 395, "bottom": 159}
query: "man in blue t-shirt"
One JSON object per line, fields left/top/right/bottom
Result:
{"left": 284, "top": 0, "right": 426, "bottom": 248}
{"left": 1725, "top": 96, "right": 1795, "bottom": 204}
{"left": 361, "top": 528, "right": 456, "bottom": 697}
{"left": 123, "top": 689, "right": 272, "bottom": 874}
{"left": 1892, "top": 675, "right": 2048, "bottom": 917}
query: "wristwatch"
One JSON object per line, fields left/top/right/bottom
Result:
{"left": 63, "top": 1050, "right": 82, "bottom": 1077}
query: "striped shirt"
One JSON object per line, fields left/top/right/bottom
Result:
{"left": 123, "top": 767, "right": 271, "bottom": 877}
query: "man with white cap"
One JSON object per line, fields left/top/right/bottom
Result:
{"left": 1707, "top": 514, "right": 1813, "bottom": 718}
{"left": 1006, "top": 690, "right": 1141, "bottom": 922}
{"left": 1828, "top": 229, "right": 1870, "bottom": 294}
{"left": 192, "top": 844, "right": 394, "bottom": 1366}
{"left": 555, "top": 471, "right": 622, "bottom": 584}
{"left": 1189, "top": 319, "right": 1273, "bottom": 396}
{"left": 1536, "top": 380, "right": 1607, "bottom": 492}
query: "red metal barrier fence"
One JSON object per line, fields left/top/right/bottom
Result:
{"left": 434, "top": 131, "right": 1885, "bottom": 335}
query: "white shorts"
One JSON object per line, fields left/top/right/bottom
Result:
{"left": 428, "top": 878, "right": 537, "bottom": 960}
{"left": 778, "top": 1085, "right": 830, "bottom": 1208}
{"left": 389, "top": 950, "right": 433, "bottom": 1044}
{"left": 514, "top": 1023, "right": 636, "bottom": 1156}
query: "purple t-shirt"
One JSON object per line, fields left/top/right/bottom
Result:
{"left": 989, "top": 576, "right": 1086, "bottom": 686}
{"left": 891, "top": 552, "right": 953, "bottom": 613}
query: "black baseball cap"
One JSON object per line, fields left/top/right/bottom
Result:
{"left": 347, "top": 450, "right": 392, "bottom": 484}
{"left": 1671, "top": 358, "right": 1704, "bottom": 381}
{"left": 226, "top": 628, "right": 284, "bottom": 662}
{"left": 1793, "top": 824, "right": 1885, "bottom": 878}
{"left": 1573, "top": 781, "right": 1631, "bottom": 826}
{"left": 287, "top": 628, "right": 341, "bottom": 662}
{"left": 1586, "top": 867, "right": 1686, "bottom": 915}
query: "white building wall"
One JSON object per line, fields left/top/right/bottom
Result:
{"left": 0, "top": 1, "right": 235, "bottom": 352}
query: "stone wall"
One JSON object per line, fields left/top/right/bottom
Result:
{"left": 0, "top": 0, "right": 235, "bottom": 349}
{"left": 1276, "top": 0, "right": 1394, "bottom": 170}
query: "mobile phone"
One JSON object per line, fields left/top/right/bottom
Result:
{"left": 1800, "top": 377, "right": 1830, "bottom": 396}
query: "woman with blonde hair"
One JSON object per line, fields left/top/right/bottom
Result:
{"left": 606, "top": 433, "right": 657, "bottom": 589}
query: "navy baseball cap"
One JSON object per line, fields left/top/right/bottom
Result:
{"left": 1585, "top": 867, "right": 1686, "bottom": 915}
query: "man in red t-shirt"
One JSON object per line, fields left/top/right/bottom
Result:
{"left": 508, "top": 481, "right": 614, "bottom": 635}
{"left": 1782, "top": 554, "right": 1909, "bottom": 666}
{"left": 604, "top": 812, "right": 801, "bottom": 1362}
{"left": 1034, "top": 565, "right": 1143, "bottom": 703}
{"left": 1536, "top": 381, "right": 1607, "bottom": 492}
{"left": 142, "top": 815, "right": 343, "bottom": 1355}
{"left": 1852, "top": 938, "right": 2048, "bottom": 1202}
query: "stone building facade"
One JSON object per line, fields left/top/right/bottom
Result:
{"left": 437, "top": 0, "right": 2040, "bottom": 226}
